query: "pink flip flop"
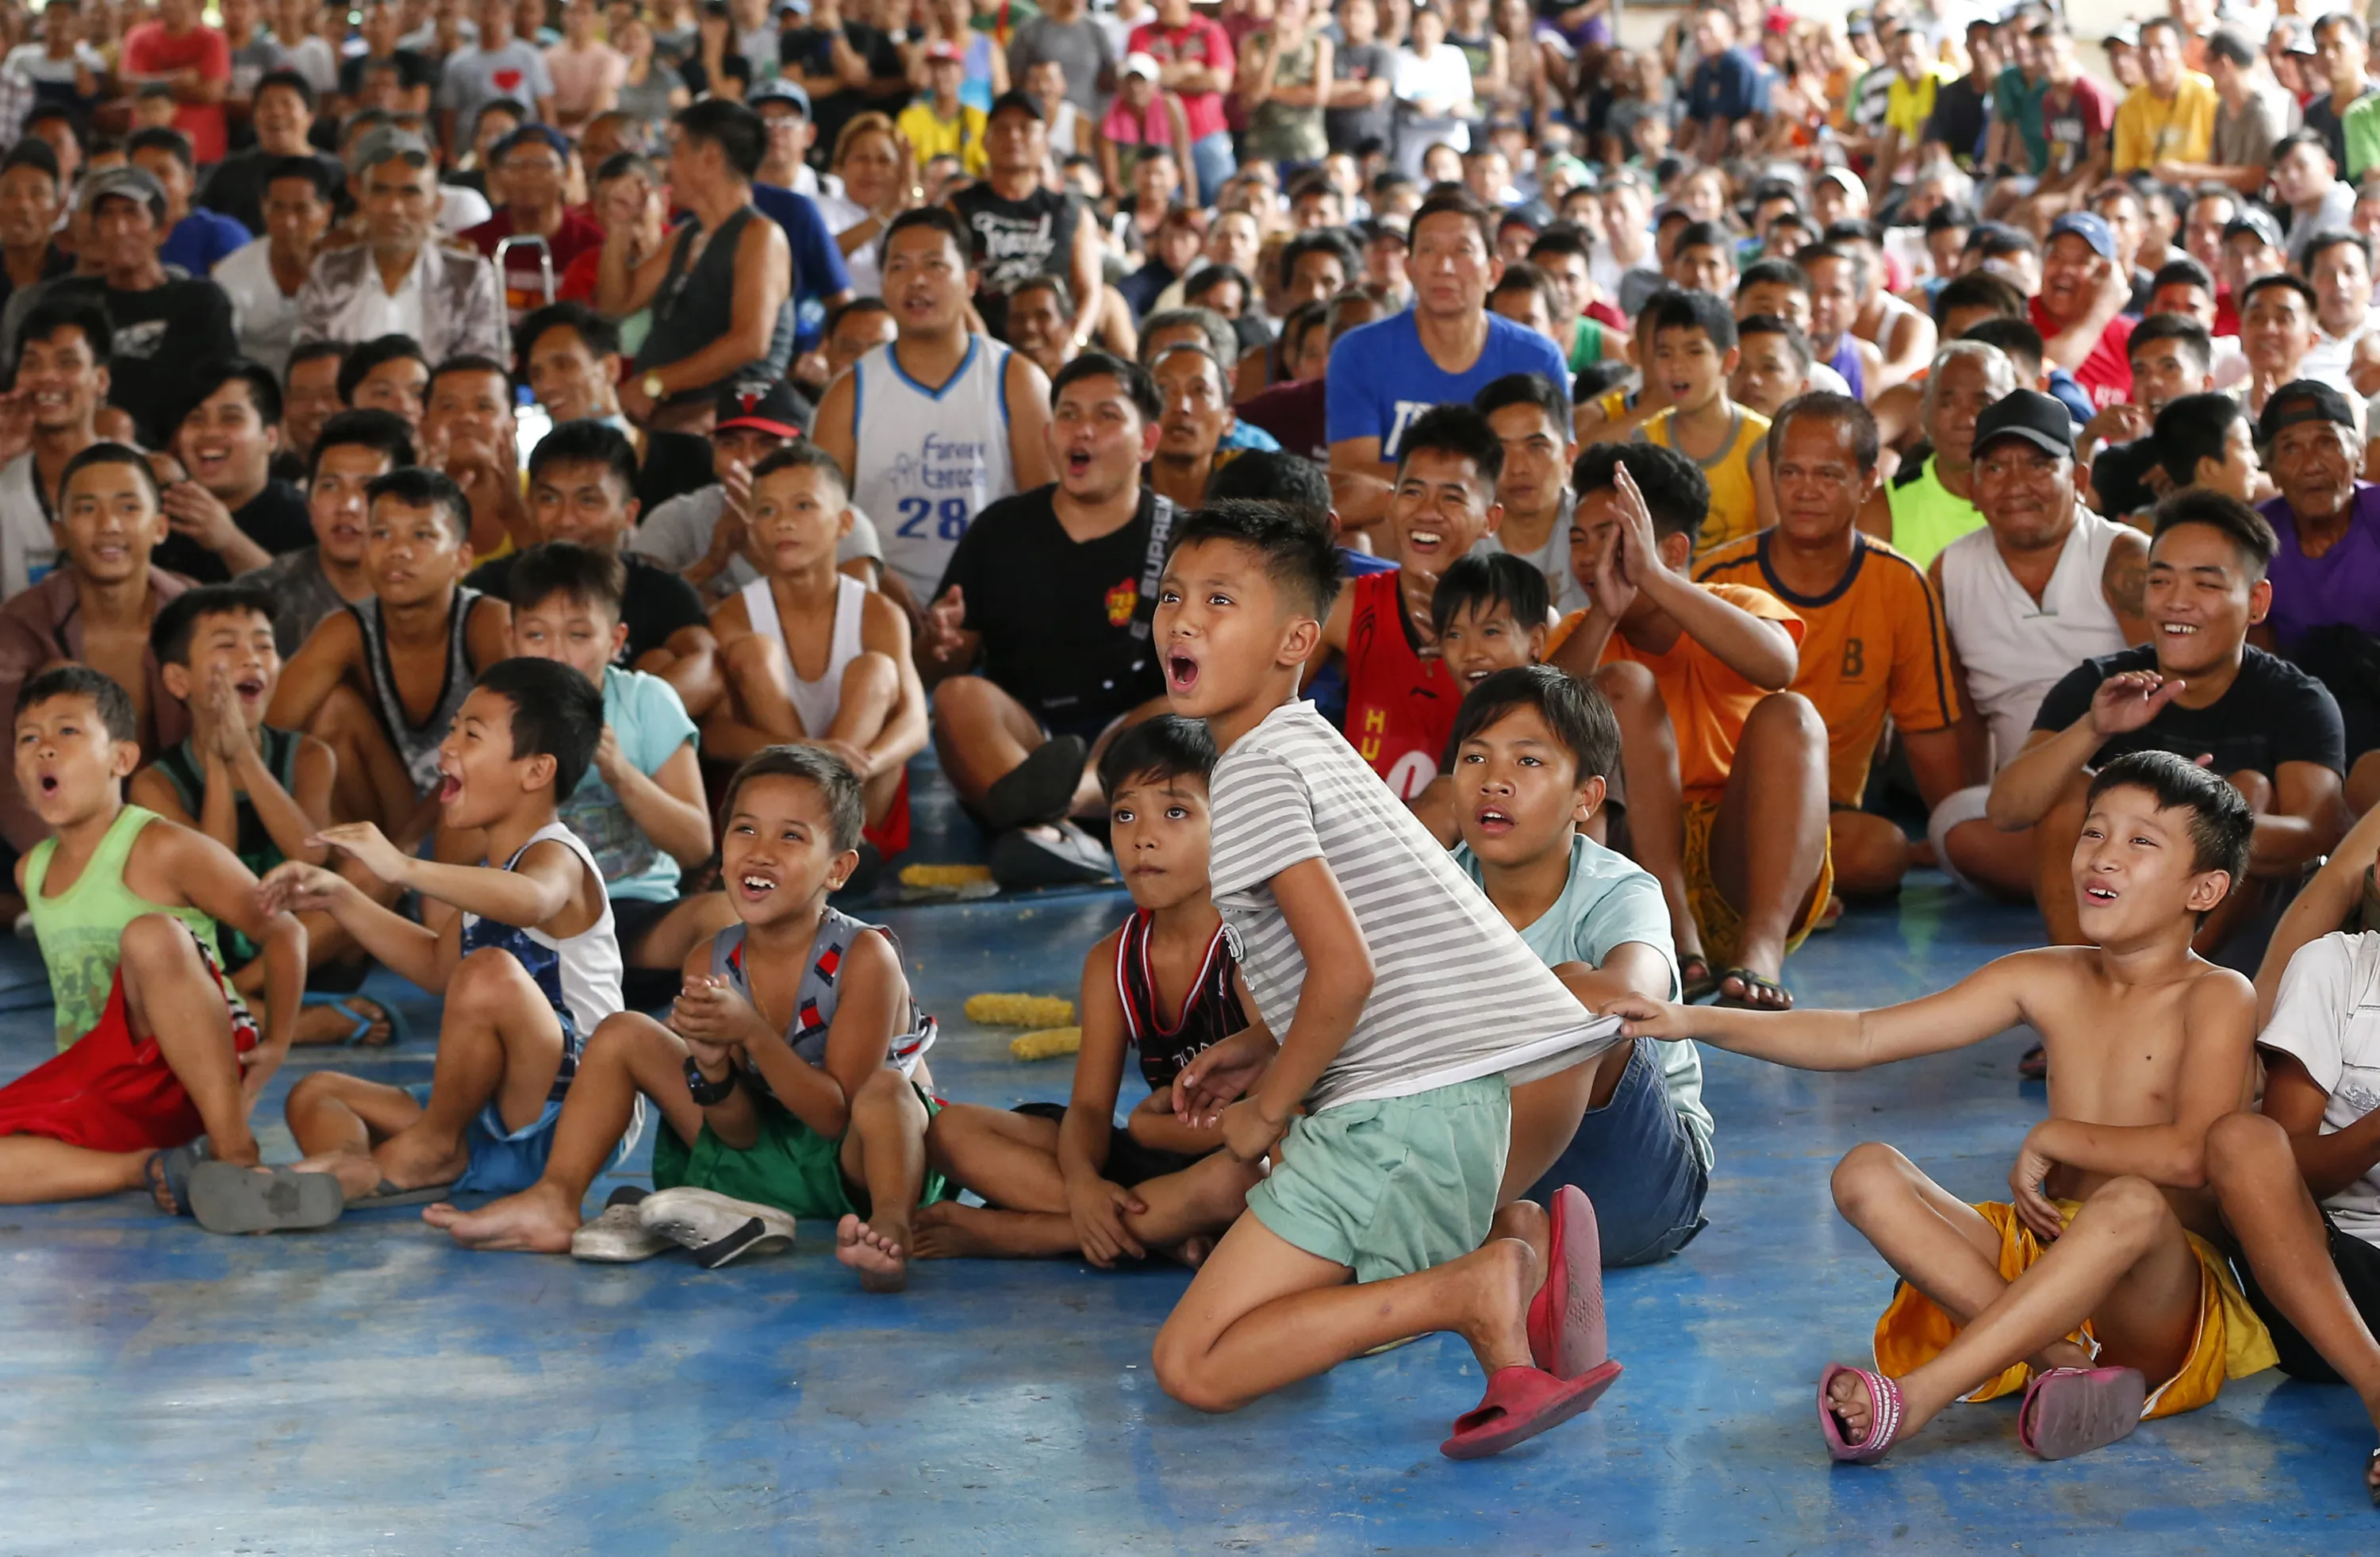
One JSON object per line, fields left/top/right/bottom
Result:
{"left": 2017, "top": 1366, "right": 2145, "bottom": 1460}
{"left": 1441, "top": 1361, "right": 1623, "bottom": 1460}
{"left": 1526, "top": 1185, "right": 1610, "bottom": 1379}
{"left": 1817, "top": 1363, "right": 1909, "bottom": 1464}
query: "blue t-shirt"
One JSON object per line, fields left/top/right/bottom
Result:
{"left": 750, "top": 182, "right": 855, "bottom": 353}
{"left": 1452, "top": 830, "right": 1712, "bottom": 1167}
{"left": 1325, "top": 309, "right": 1568, "bottom": 460}
{"left": 557, "top": 666, "right": 699, "bottom": 904}
{"left": 169, "top": 209, "right": 251, "bottom": 277}
{"left": 1686, "top": 46, "right": 1768, "bottom": 125}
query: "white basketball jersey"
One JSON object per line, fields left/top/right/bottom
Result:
{"left": 1937, "top": 508, "right": 2131, "bottom": 771}
{"left": 849, "top": 336, "right": 1018, "bottom": 602}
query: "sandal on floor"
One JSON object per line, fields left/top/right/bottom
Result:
{"left": 143, "top": 1139, "right": 209, "bottom": 1216}
{"left": 301, "top": 991, "right": 409, "bottom": 1048}
{"left": 1818, "top": 1363, "right": 1909, "bottom": 1464}
{"left": 345, "top": 1178, "right": 457, "bottom": 1210}
{"left": 1526, "top": 1185, "right": 1609, "bottom": 1380}
{"left": 978, "top": 736, "right": 1087, "bottom": 832}
{"left": 574, "top": 1186, "right": 673, "bottom": 1263}
{"left": 1716, "top": 967, "right": 1794, "bottom": 1010}
{"left": 637, "top": 1186, "right": 797, "bottom": 1269}
{"left": 1440, "top": 1362, "right": 1622, "bottom": 1459}
{"left": 2367, "top": 1447, "right": 2380, "bottom": 1507}
{"left": 1679, "top": 955, "right": 1718, "bottom": 1002}
{"left": 187, "top": 1162, "right": 346, "bottom": 1235}
{"left": 2017, "top": 1366, "right": 2144, "bottom": 1460}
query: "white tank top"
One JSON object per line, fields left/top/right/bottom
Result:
{"left": 849, "top": 335, "right": 1017, "bottom": 602}
{"left": 739, "top": 572, "right": 866, "bottom": 739}
{"left": 1937, "top": 508, "right": 2132, "bottom": 771}
{"left": 459, "top": 821, "right": 624, "bottom": 1044}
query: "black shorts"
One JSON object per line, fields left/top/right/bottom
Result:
{"left": 2236, "top": 1213, "right": 2380, "bottom": 1384}
{"left": 1012, "top": 1101, "right": 1205, "bottom": 1187}
{"left": 611, "top": 895, "right": 681, "bottom": 959}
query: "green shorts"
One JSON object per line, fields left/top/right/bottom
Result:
{"left": 1244, "top": 1075, "right": 1511, "bottom": 1284}
{"left": 650, "top": 1081, "right": 950, "bottom": 1221}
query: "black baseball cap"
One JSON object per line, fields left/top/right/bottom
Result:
{"left": 2256, "top": 378, "right": 2358, "bottom": 443}
{"left": 987, "top": 89, "right": 1043, "bottom": 123}
{"left": 713, "top": 377, "right": 806, "bottom": 439}
{"left": 1971, "top": 389, "right": 2075, "bottom": 459}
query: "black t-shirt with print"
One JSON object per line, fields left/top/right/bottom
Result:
{"left": 53, "top": 275, "right": 239, "bottom": 445}
{"left": 938, "top": 483, "right": 1171, "bottom": 736}
{"left": 156, "top": 477, "right": 315, "bottom": 586}
{"left": 2032, "top": 643, "right": 2347, "bottom": 778}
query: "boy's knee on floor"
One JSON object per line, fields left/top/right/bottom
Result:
{"left": 1151, "top": 1328, "right": 1236, "bottom": 1413}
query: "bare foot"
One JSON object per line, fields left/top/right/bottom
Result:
{"left": 835, "top": 1212, "right": 909, "bottom": 1291}
{"left": 1448, "top": 1236, "right": 1539, "bottom": 1373}
{"left": 425, "top": 1180, "right": 580, "bottom": 1252}
{"left": 369, "top": 1128, "right": 470, "bottom": 1196}
{"left": 1169, "top": 1234, "right": 1215, "bottom": 1269}
{"left": 909, "top": 1201, "right": 989, "bottom": 1259}
{"left": 1488, "top": 1199, "right": 1550, "bottom": 1293}
{"left": 1826, "top": 1367, "right": 1872, "bottom": 1442}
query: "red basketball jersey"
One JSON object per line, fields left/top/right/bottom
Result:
{"left": 1342, "top": 568, "right": 1459, "bottom": 799}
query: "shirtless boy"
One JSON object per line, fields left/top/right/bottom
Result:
{"left": 1604, "top": 750, "right": 2276, "bottom": 1463}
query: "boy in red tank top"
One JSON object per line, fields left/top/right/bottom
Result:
{"left": 1309, "top": 404, "right": 1507, "bottom": 799}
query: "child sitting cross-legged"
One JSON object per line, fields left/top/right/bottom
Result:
{"left": 911, "top": 715, "right": 1266, "bottom": 1267}
{"left": 0, "top": 666, "right": 304, "bottom": 1209}
{"left": 185, "top": 658, "right": 626, "bottom": 1232}
{"left": 1601, "top": 750, "right": 2279, "bottom": 1463}
{"left": 128, "top": 583, "right": 398, "bottom": 1047}
{"left": 428, "top": 746, "right": 949, "bottom": 1291}
{"left": 505, "top": 540, "right": 737, "bottom": 974}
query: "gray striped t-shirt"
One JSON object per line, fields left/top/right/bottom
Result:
{"left": 1207, "top": 700, "right": 1622, "bottom": 1112}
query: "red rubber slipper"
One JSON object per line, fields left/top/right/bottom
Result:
{"left": 1440, "top": 1361, "right": 1622, "bottom": 1459}
{"left": 1526, "top": 1186, "right": 1609, "bottom": 1379}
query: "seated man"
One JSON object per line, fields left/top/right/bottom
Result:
{"left": 626, "top": 379, "right": 884, "bottom": 606}
{"left": 156, "top": 357, "right": 316, "bottom": 584}
{"left": 1549, "top": 443, "right": 1831, "bottom": 1011}
{"left": 1473, "top": 371, "right": 1586, "bottom": 615}
{"left": 267, "top": 467, "right": 511, "bottom": 836}
{"left": 234, "top": 408, "right": 415, "bottom": 658}
{"left": 2032, "top": 211, "right": 2136, "bottom": 410}
{"left": 1606, "top": 750, "right": 2276, "bottom": 1467}
{"left": 2203, "top": 801, "right": 2380, "bottom": 1501}
{"left": 2083, "top": 313, "right": 2218, "bottom": 521}
{"left": 1989, "top": 490, "right": 2348, "bottom": 963}
{"left": 336, "top": 333, "right": 430, "bottom": 429}
{"left": 2251, "top": 380, "right": 2380, "bottom": 817}
{"left": 462, "top": 418, "right": 723, "bottom": 719}
{"left": 1866, "top": 340, "right": 2017, "bottom": 569}
{"left": 0, "top": 442, "right": 194, "bottom": 855}
{"left": 0, "top": 298, "right": 111, "bottom": 597}
{"left": 1698, "top": 392, "right": 1967, "bottom": 901}
{"left": 1929, "top": 389, "right": 2150, "bottom": 901}
{"left": 512, "top": 300, "right": 713, "bottom": 514}
{"left": 919, "top": 353, "right": 1175, "bottom": 886}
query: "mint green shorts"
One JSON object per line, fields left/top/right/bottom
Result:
{"left": 1244, "top": 1075, "right": 1511, "bottom": 1284}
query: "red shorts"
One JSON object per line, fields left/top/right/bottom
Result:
{"left": 862, "top": 770, "right": 912, "bottom": 858}
{"left": 0, "top": 966, "right": 257, "bottom": 1154}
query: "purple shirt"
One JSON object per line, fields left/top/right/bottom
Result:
{"left": 2260, "top": 482, "right": 2380, "bottom": 651}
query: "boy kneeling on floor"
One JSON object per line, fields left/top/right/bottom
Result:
{"left": 914, "top": 714, "right": 1266, "bottom": 1267}
{"left": 430, "top": 745, "right": 949, "bottom": 1289}
{"left": 186, "top": 657, "right": 628, "bottom": 1231}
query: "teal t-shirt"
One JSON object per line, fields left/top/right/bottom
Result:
{"left": 1453, "top": 831, "right": 1714, "bottom": 1169}
{"left": 558, "top": 665, "right": 699, "bottom": 904}
{"left": 1993, "top": 66, "right": 2051, "bottom": 175}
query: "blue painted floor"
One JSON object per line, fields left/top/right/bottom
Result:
{"left": 3, "top": 778, "right": 2377, "bottom": 1551}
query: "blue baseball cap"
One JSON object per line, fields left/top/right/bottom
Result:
{"left": 2046, "top": 211, "right": 2117, "bottom": 261}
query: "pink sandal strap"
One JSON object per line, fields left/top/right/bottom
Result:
{"left": 1818, "top": 1363, "right": 1906, "bottom": 1464}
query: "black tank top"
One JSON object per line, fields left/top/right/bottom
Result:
{"left": 152, "top": 726, "right": 304, "bottom": 963}
{"left": 1114, "top": 908, "right": 1246, "bottom": 1094}
{"left": 634, "top": 205, "right": 797, "bottom": 407}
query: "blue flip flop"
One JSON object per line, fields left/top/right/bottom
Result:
{"left": 301, "top": 991, "right": 410, "bottom": 1048}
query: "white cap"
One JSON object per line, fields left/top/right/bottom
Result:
{"left": 1122, "top": 51, "right": 1160, "bottom": 79}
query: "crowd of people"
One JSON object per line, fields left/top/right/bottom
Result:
{"left": 0, "top": 0, "right": 2377, "bottom": 1489}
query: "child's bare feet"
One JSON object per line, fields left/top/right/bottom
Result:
{"left": 1825, "top": 1366, "right": 1872, "bottom": 1442}
{"left": 426, "top": 1181, "right": 580, "bottom": 1251}
{"left": 835, "top": 1213, "right": 909, "bottom": 1291}
{"left": 908, "top": 1201, "right": 988, "bottom": 1259}
{"left": 1448, "top": 1236, "right": 1539, "bottom": 1373}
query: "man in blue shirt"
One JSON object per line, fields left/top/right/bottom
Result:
{"left": 748, "top": 181, "right": 858, "bottom": 355}
{"left": 1682, "top": 3, "right": 1769, "bottom": 165}
{"left": 129, "top": 127, "right": 250, "bottom": 276}
{"left": 1326, "top": 189, "right": 1566, "bottom": 536}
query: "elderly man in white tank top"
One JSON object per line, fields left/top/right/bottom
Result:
{"left": 1925, "top": 389, "right": 2151, "bottom": 899}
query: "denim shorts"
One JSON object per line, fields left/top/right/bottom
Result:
{"left": 1521, "top": 1037, "right": 1710, "bottom": 1267}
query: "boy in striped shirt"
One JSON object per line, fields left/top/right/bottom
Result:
{"left": 1146, "top": 499, "right": 1626, "bottom": 1459}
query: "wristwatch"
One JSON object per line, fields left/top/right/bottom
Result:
{"left": 683, "top": 1056, "right": 738, "bottom": 1105}
{"left": 641, "top": 371, "right": 667, "bottom": 402}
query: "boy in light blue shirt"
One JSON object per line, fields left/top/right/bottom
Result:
{"left": 1449, "top": 663, "right": 1714, "bottom": 1266}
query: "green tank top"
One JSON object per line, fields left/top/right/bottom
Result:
{"left": 26, "top": 805, "right": 228, "bottom": 1053}
{"left": 1883, "top": 454, "right": 1984, "bottom": 571}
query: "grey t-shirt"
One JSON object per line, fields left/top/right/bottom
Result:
{"left": 2211, "top": 88, "right": 2284, "bottom": 172}
{"left": 628, "top": 484, "right": 883, "bottom": 597}
{"left": 1474, "top": 490, "right": 1588, "bottom": 619}
{"left": 1006, "top": 16, "right": 1113, "bottom": 117}
{"left": 236, "top": 546, "right": 355, "bottom": 659}
{"left": 437, "top": 40, "right": 556, "bottom": 140}
{"left": 1326, "top": 38, "right": 1395, "bottom": 152}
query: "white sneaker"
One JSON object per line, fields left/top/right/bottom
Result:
{"left": 570, "top": 1192, "right": 674, "bottom": 1263}
{"left": 637, "top": 1186, "right": 798, "bottom": 1268}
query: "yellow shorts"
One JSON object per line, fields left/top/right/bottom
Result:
{"left": 1872, "top": 1199, "right": 2277, "bottom": 1420}
{"left": 1680, "top": 798, "right": 1835, "bottom": 971}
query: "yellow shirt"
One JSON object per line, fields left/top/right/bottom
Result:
{"left": 1694, "top": 530, "right": 1960, "bottom": 806}
{"left": 1637, "top": 404, "right": 1772, "bottom": 561}
{"left": 1884, "top": 66, "right": 1953, "bottom": 144}
{"left": 2113, "top": 74, "right": 2217, "bottom": 173}
{"left": 896, "top": 101, "right": 990, "bottom": 175}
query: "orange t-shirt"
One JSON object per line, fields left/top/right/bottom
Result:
{"left": 1694, "top": 532, "right": 1960, "bottom": 806}
{"left": 1550, "top": 582, "right": 1806, "bottom": 802}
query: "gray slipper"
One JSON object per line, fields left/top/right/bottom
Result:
{"left": 345, "top": 1178, "right": 458, "bottom": 1210}
{"left": 574, "top": 1188, "right": 674, "bottom": 1263}
{"left": 187, "top": 1162, "right": 347, "bottom": 1235}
